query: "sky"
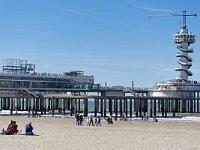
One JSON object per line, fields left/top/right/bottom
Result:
{"left": 0, "top": 0, "right": 199, "bottom": 88}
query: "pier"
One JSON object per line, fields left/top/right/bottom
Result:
{"left": 0, "top": 88, "right": 200, "bottom": 118}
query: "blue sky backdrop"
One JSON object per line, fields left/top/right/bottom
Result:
{"left": 0, "top": 0, "right": 199, "bottom": 87}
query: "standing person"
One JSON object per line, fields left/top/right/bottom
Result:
{"left": 96, "top": 115, "right": 101, "bottom": 126}
{"left": 89, "top": 114, "right": 94, "bottom": 126}
{"left": 87, "top": 116, "right": 90, "bottom": 126}
{"left": 79, "top": 114, "right": 84, "bottom": 126}
{"left": 75, "top": 113, "right": 80, "bottom": 126}
{"left": 26, "top": 121, "right": 34, "bottom": 135}
{"left": 94, "top": 116, "right": 97, "bottom": 126}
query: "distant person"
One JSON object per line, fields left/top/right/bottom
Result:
{"left": 107, "top": 116, "right": 113, "bottom": 125}
{"left": 89, "top": 114, "right": 94, "bottom": 126}
{"left": 2, "top": 120, "right": 18, "bottom": 135}
{"left": 96, "top": 115, "right": 101, "bottom": 126}
{"left": 79, "top": 114, "right": 84, "bottom": 126}
{"left": 75, "top": 113, "right": 80, "bottom": 126}
{"left": 87, "top": 117, "right": 90, "bottom": 126}
{"left": 25, "top": 121, "right": 34, "bottom": 135}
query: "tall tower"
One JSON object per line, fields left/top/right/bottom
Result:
{"left": 173, "top": 11, "right": 196, "bottom": 81}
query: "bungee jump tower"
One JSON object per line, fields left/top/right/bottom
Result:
{"left": 150, "top": 11, "right": 200, "bottom": 98}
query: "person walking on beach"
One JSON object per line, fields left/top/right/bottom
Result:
{"left": 96, "top": 115, "right": 101, "bottom": 126}
{"left": 89, "top": 114, "right": 94, "bottom": 126}
{"left": 87, "top": 117, "right": 90, "bottom": 126}
{"left": 75, "top": 113, "right": 80, "bottom": 126}
{"left": 79, "top": 114, "right": 84, "bottom": 126}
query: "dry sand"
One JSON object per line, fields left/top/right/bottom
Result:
{"left": 0, "top": 116, "right": 200, "bottom": 150}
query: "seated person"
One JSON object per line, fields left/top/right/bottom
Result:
{"left": 2, "top": 120, "right": 18, "bottom": 135}
{"left": 25, "top": 121, "right": 34, "bottom": 135}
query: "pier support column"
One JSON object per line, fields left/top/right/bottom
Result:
{"left": 63, "top": 99, "right": 66, "bottom": 115}
{"left": 52, "top": 98, "right": 55, "bottom": 116}
{"left": 150, "top": 99, "right": 153, "bottom": 117}
{"left": 125, "top": 99, "right": 128, "bottom": 117}
{"left": 190, "top": 99, "right": 193, "bottom": 113}
{"left": 83, "top": 99, "right": 88, "bottom": 117}
{"left": 6, "top": 98, "right": 10, "bottom": 110}
{"left": 197, "top": 92, "right": 200, "bottom": 113}
{"left": 0, "top": 98, "right": 2, "bottom": 111}
{"left": 78, "top": 99, "right": 81, "bottom": 114}
{"left": 100, "top": 99, "right": 103, "bottom": 117}
{"left": 104, "top": 98, "right": 107, "bottom": 118}
{"left": 70, "top": 99, "right": 73, "bottom": 116}
{"left": 10, "top": 98, "right": 13, "bottom": 115}
{"left": 113, "top": 99, "right": 116, "bottom": 119}
{"left": 139, "top": 99, "right": 142, "bottom": 117}
{"left": 130, "top": 99, "right": 132, "bottom": 118}
{"left": 67, "top": 99, "right": 70, "bottom": 111}
{"left": 158, "top": 100, "right": 161, "bottom": 112}
{"left": 164, "top": 99, "right": 168, "bottom": 118}
{"left": 175, "top": 99, "right": 178, "bottom": 112}
{"left": 109, "top": 99, "right": 112, "bottom": 116}
{"left": 182, "top": 99, "right": 186, "bottom": 113}
{"left": 94, "top": 99, "right": 97, "bottom": 117}
{"left": 135, "top": 99, "right": 139, "bottom": 117}
{"left": 154, "top": 99, "right": 156, "bottom": 117}
{"left": 27, "top": 98, "right": 31, "bottom": 117}
{"left": 172, "top": 99, "right": 176, "bottom": 117}
{"left": 120, "top": 99, "right": 122, "bottom": 118}
{"left": 161, "top": 99, "right": 164, "bottom": 117}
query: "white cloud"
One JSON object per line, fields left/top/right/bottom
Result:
{"left": 57, "top": 8, "right": 92, "bottom": 17}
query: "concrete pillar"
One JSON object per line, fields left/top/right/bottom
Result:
{"left": 27, "top": 98, "right": 31, "bottom": 117}
{"left": 175, "top": 99, "right": 178, "bottom": 112}
{"left": 52, "top": 98, "right": 55, "bottom": 116}
{"left": 0, "top": 98, "right": 2, "bottom": 111}
{"left": 135, "top": 99, "right": 139, "bottom": 117}
{"left": 120, "top": 99, "right": 122, "bottom": 117}
{"left": 168, "top": 99, "right": 171, "bottom": 112}
{"left": 158, "top": 100, "right": 161, "bottom": 112}
{"left": 70, "top": 99, "right": 73, "bottom": 116}
{"left": 63, "top": 99, "right": 66, "bottom": 115}
{"left": 139, "top": 99, "right": 142, "bottom": 117}
{"left": 190, "top": 99, "right": 193, "bottom": 113}
{"left": 161, "top": 99, "right": 164, "bottom": 117}
{"left": 197, "top": 92, "right": 200, "bottom": 113}
{"left": 94, "top": 99, "right": 97, "bottom": 117}
{"left": 10, "top": 98, "right": 13, "bottom": 115}
{"left": 194, "top": 92, "right": 196, "bottom": 113}
{"left": 154, "top": 99, "right": 156, "bottom": 117}
{"left": 104, "top": 98, "right": 107, "bottom": 117}
{"left": 150, "top": 99, "right": 153, "bottom": 117}
{"left": 6, "top": 98, "right": 10, "bottom": 110}
{"left": 172, "top": 99, "right": 176, "bottom": 117}
{"left": 78, "top": 99, "right": 81, "bottom": 113}
{"left": 67, "top": 99, "right": 70, "bottom": 110}
{"left": 164, "top": 99, "right": 168, "bottom": 118}
{"left": 83, "top": 98, "right": 88, "bottom": 117}
{"left": 130, "top": 99, "right": 132, "bottom": 117}
{"left": 182, "top": 99, "right": 186, "bottom": 113}
{"left": 100, "top": 99, "right": 103, "bottom": 117}
{"left": 125, "top": 99, "right": 128, "bottom": 117}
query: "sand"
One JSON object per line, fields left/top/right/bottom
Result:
{"left": 0, "top": 116, "right": 200, "bottom": 150}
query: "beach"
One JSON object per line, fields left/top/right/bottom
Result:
{"left": 0, "top": 116, "right": 200, "bottom": 150}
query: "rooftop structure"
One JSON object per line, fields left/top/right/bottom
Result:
{"left": 0, "top": 58, "right": 97, "bottom": 90}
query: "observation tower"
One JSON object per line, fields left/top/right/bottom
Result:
{"left": 151, "top": 11, "right": 200, "bottom": 97}
{"left": 174, "top": 11, "right": 195, "bottom": 81}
